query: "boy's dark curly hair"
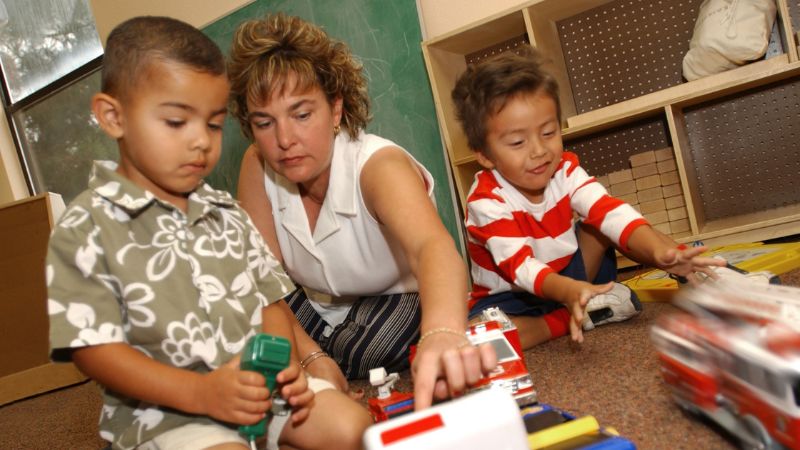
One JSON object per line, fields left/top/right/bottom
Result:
{"left": 451, "top": 46, "right": 561, "bottom": 153}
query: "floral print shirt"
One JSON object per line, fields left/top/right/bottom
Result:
{"left": 47, "top": 161, "right": 293, "bottom": 449}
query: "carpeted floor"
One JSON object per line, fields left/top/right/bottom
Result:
{"left": 3, "top": 268, "right": 799, "bottom": 450}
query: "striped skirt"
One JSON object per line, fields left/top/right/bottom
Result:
{"left": 286, "top": 287, "right": 421, "bottom": 379}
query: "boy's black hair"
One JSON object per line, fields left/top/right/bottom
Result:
{"left": 101, "top": 16, "right": 225, "bottom": 98}
{"left": 451, "top": 46, "right": 561, "bottom": 153}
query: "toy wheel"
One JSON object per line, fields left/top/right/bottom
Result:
{"left": 741, "top": 415, "right": 771, "bottom": 450}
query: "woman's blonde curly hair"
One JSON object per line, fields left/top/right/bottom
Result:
{"left": 228, "top": 13, "right": 371, "bottom": 141}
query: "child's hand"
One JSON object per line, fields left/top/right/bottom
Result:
{"left": 199, "top": 356, "right": 271, "bottom": 426}
{"left": 277, "top": 362, "right": 314, "bottom": 424}
{"left": 655, "top": 245, "right": 726, "bottom": 284}
{"left": 564, "top": 280, "right": 615, "bottom": 343}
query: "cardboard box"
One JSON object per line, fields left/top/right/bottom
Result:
{"left": 662, "top": 183, "right": 683, "bottom": 198}
{"left": 644, "top": 210, "right": 669, "bottom": 225}
{"left": 0, "top": 194, "right": 86, "bottom": 406}
{"left": 653, "top": 147, "right": 674, "bottom": 162}
{"left": 670, "top": 218, "right": 690, "bottom": 233}
{"left": 640, "top": 198, "right": 667, "bottom": 214}
{"left": 637, "top": 186, "right": 664, "bottom": 203}
{"left": 629, "top": 150, "right": 656, "bottom": 167}
{"left": 607, "top": 169, "right": 633, "bottom": 185}
{"left": 653, "top": 222, "right": 671, "bottom": 234}
{"left": 632, "top": 163, "right": 658, "bottom": 179}
{"left": 617, "top": 192, "right": 638, "bottom": 205}
{"left": 635, "top": 174, "right": 662, "bottom": 191}
{"left": 610, "top": 180, "right": 637, "bottom": 196}
{"left": 668, "top": 207, "right": 688, "bottom": 221}
{"left": 659, "top": 170, "right": 680, "bottom": 186}
{"left": 656, "top": 158, "right": 677, "bottom": 174}
{"left": 665, "top": 195, "right": 686, "bottom": 209}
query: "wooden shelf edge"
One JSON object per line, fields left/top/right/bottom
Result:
{"left": 422, "top": 1, "right": 538, "bottom": 51}
{"left": 0, "top": 362, "right": 87, "bottom": 406}
{"left": 563, "top": 56, "right": 799, "bottom": 138}
{"left": 453, "top": 154, "right": 478, "bottom": 166}
{"left": 695, "top": 209, "right": 800, "bottom": 242}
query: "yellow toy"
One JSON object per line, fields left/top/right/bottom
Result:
{"left": 623, "top": 241, "right": 800, "bottom": 302}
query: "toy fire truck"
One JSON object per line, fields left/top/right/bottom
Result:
{"left": 652, "top": 277, "right": 800, "bottom": 449}
{"left": 466, "top": 307, "right": 537, "bottom": 406}
{"left": 371, "top": 307, "right": 537, "bottom": 422}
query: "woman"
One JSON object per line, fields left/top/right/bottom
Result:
{"left": 229, "top": 13, "right": 494, "bottom": 409}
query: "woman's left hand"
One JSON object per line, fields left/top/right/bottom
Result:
{"left": 411, "top": 331, "right": 497, "bottom": 410}
{"left": 276, "top": 362, "right": 314, "bottom": 424}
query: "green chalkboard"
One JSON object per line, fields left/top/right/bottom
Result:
{"left": 202, "top": 0, "right": 461, "bottom": 243}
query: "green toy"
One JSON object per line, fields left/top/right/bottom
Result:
{"left": 238, "top": 333, "right": 292, "bottom": 447}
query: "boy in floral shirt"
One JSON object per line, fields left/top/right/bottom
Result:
{"left": 46, "top": 16, "right": 370, "bottom": 450}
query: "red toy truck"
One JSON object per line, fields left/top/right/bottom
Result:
{"left": 465, "top": 307, "right": 536, "bottom": 406}
{"left": 652, "top": 279, "right": 800, "bottom": 449}
{"left": 369, "top": 307, "right": 536, "bottom": 422}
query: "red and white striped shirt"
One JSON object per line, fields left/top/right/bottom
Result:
{"left": 465, "top": 152, "right": 648, "bottom": 308}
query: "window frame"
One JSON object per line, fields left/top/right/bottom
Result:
{"left": 3, "top": 55, "right": 103, "bottom": 195}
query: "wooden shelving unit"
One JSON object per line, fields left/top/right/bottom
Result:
{"left": 422, "top": 0, "right": 800, "bottom": 249}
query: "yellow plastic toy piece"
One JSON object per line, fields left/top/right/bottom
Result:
{"left": 623, "top": 241, "right": 800, "bottom": 302}
{"left": 528, "top": 415, "right": 600, "bottom": 449}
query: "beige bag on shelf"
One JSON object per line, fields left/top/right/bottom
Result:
{"left": 683, "top": 0, "right": 777, "bottom": 81}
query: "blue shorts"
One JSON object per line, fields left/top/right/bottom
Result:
{"left": 468, "top": 244, "right": 618, "bottom": 320}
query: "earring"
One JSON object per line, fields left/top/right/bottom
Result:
{"left": 333, "top": 125, "right": 341, "bottom": 135}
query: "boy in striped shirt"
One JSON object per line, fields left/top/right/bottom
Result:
{"left": 451, "top": 48, "right": 725, "bottom": 349}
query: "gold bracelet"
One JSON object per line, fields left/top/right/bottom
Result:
{"left": 300, "top": 350, "right": 330, "bottom": 369}
{"left": 417, "top": 327, "right": 470, "bottom": 349}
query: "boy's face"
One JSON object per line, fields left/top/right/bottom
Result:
{"left": 111, "top": 60, "right": 229, "bottom": 209}
{"left": 246, "top": 73, "right": 342, "bottom": 187}
{"left": 477, "top": 90, "right": 563, "bottom": 203}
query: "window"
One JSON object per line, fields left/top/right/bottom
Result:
{"left": 1, "top": 0, "right": 113, "bottom": 202}
{"left": 485, "top": 336, "right": 518, "bottom": 363}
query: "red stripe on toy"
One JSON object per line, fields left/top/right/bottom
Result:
{"left": 380, "top": 414, "right": 444, "bottom": 445}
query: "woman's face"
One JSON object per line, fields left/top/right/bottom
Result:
{"left": 246, "top": 74, "right": 343, "bottom": 187}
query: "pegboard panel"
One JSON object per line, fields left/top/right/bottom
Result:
{"left": 465, "top": 34, "right": 530, "bottom": 66}
{"left": 557, "top": 0, "right": 705, "bottom": 115}
{"left": 563, "top": 116, "right": 671, "bottom": 176}
{"left": 683, "top": 76, "right": 800, "bottom": 222}
{"left": 789, "top": 1, "right": 800, "bottom": 31}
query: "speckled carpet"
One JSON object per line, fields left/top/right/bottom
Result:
{"left": 4, "top": 264, "right": 799, "bottom": 449}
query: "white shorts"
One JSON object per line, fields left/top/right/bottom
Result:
{"left": 139, "top": 375, "right": 336, "bottom": 450}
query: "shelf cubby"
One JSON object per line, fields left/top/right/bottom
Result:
{"left": 422, "top": 0, "right": 800, "bottom": 248}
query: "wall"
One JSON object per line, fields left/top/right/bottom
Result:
{"left": 417, "top": 0, "right": 525, "bottom": 38}
{"left": 90, "top": 0, "right": 254, "bottom": 45}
